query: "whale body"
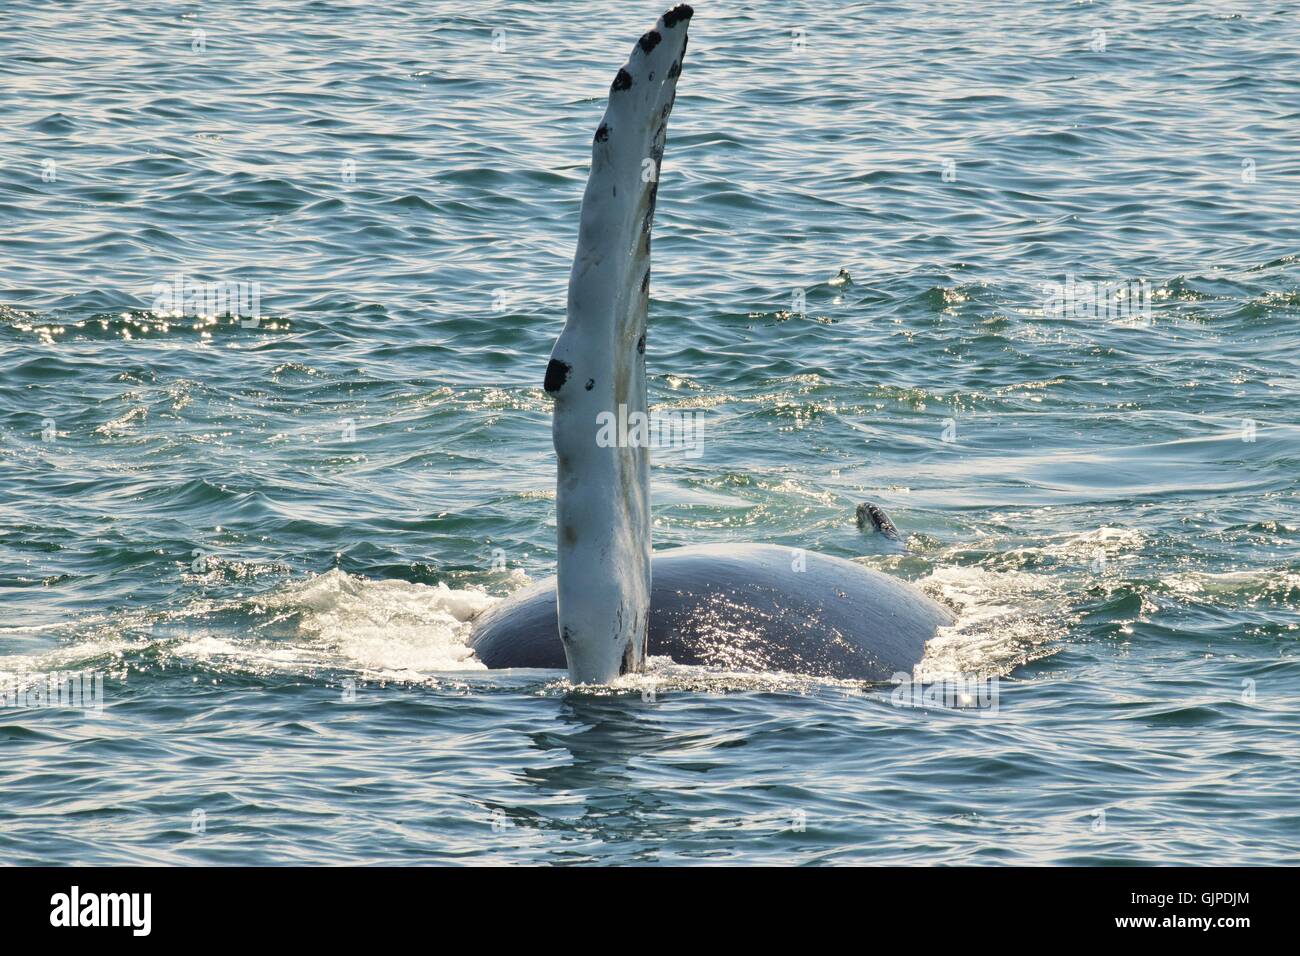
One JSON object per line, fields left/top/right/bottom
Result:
{"left": 471, "top": 544, "right": 955, "bottom": 681}
{"left": 468, "top": 6, "right": 958, "bottom": 682}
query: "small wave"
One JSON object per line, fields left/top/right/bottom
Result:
{"left": 0, "top": 633, "right": 134, "bottom": 693}
{"left": 917, "top": 564, "right": 1068, "bottom": 680}
{"left": 93, "top": 406, "right": 148, "bottom": 436}
{"left": 1161, "top": 569, "right": 1300, "bottom": 605}
{"left": 1037, "top": 525, "right": 1147, "bottom": 565}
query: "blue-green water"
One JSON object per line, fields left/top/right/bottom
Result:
{"left": 2, "top": 0, "right": 1298, "bottom": 865}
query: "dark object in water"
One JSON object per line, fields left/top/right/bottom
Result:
{"left": 856, "top": 502, "right": 902, "bottom": 542}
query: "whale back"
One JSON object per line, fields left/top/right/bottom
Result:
{"left": 470, "top": 543, "right": 954, "bottom": 681}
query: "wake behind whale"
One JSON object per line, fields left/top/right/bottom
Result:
{"left": 470, "top": 5, "right": 956, "bottom": 682}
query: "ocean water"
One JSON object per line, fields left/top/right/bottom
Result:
{"left": 2, "top": 0, "right": 1298, "bottom": 865}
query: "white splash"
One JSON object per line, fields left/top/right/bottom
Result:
{"left": 916, "top": 564, "right": 1069, "bottom": 680}
{"left": 0, "top": 636, "right": 132, "bottom": 693}
{"left": 259, "top": 568, "right": 497, "bottom": 676}
{"left": 162, "top": 569, "right": 511, "bottom": 680}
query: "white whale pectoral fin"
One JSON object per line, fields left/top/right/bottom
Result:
{"left": 546, "top": 6, "right": 694, "bottom": 684}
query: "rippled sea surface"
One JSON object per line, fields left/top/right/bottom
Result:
{"left": 2, "top": 0, "right": 1298, "bottom": 865}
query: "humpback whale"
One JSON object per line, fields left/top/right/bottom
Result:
{"left": 469, "top": 5, "right": 956, "bottom": 682}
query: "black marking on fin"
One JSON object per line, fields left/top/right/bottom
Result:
{"left": 663, "top": 4, "right": 693, "bottom": 28}
{"left": 595, "top": 123, "right": 609, "bottom": 142}
{"left": 544, "top": 358, "right": 571, "bottom": 394}
{"left": 639, "top": 30, "right": 662, "bottom": 53}
{"left": 585, "top": 378, "right": 594, "bottom": 391}
{"left": 612, "top": 68, "right": 633, "bottom": 91}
